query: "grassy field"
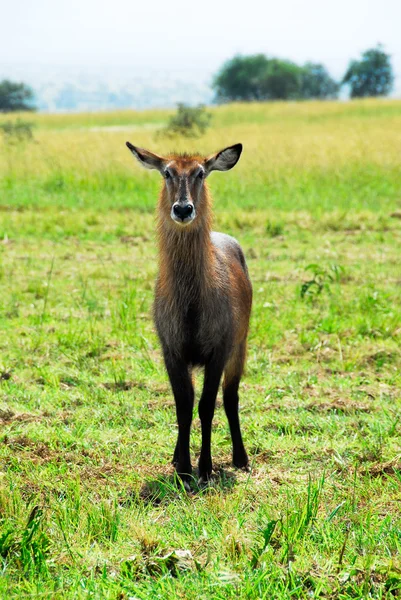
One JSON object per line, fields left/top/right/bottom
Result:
{"left": 0, "top": 98, "right": 401, "bottom": 598}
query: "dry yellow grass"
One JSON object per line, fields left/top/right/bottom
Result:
{"left": 1, "top": 98, "right": 401, "bottom": 184}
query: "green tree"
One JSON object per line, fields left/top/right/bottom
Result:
{"left": 260, "top": 58, "right": 303, "bottom": 100}
{"left": 213, "top": 54, "right": 304, "bottom": 102}
{"left": 212, "top": 54, "right": 338, "bottom": 103}
{"left": 300, "top": 63, "right": 339, "bottom": 99}
{"left": 342, "top": 46, "right": 393, "bottom": 98}
{"left": 0, "top": 80, "right": 36, "bottom": 112}
{"left": 213, "top": 54, "right": 270, "bottom": 102}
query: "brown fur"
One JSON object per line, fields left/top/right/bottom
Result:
{"left": 126, "top": 142, "right": 252, "bottom": 485}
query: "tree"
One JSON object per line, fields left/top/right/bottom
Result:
{"left": 213, "top": 54, "right": 271, "bottom": 102}
{"left": 260, "top": 59, "right": 303, "bottom": 100}
{"left": 300, "top": 63, "right": 339, "bottom": 99}
{"left": 0, "top": 80, "right": 35, "bottom": 112}
{"left": 342, "top": 46, "right": 393, "bottom": 98}
{"left": 213, "top": 54, "right": 305, "bottom": 102}
{"left": 212, "top": 54, "right": 338, "bottom": 103}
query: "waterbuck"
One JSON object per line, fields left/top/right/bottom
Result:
{"left": 126, "top": 141, "right": 252, "bottom": 486}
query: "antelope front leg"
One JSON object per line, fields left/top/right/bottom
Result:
{"left": 198, "top": 359, "right": 225, "bottom": 484}
{"left": 164, "top": 356, "right": 194, "bottom": 483}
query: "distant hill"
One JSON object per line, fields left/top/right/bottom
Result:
{"left": 0, "top": 65, "right": 214, "bottom": 112}
{"left": 35, "top": 77, "right": 213, "bottom": 112}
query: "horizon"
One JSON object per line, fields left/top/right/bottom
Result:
{"left": 2, "top": 0, "right": 401, "bottom": 110}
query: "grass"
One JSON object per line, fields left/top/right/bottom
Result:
{"left": 0, "top": 98, "right": 401, "bottom": 598}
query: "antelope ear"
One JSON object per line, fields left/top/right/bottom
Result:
{"left": 126, "top": 142, "right": 166, "bottom": 172}
{"left": 204, "top": 143, "right": 242, "bottom": 174}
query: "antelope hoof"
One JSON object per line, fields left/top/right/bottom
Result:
{"left": 197, "top": 473, "right": 213, "bottom": 487}
{"left": 233, "top": 452, "right": 250, "bottom": 471}
{"left": 175, "top": 472, "right": 193, "bottom": 493}
{"left": 182, "top": 479, "right": 192, "bottom": 493}
{"left": 198, "top": 456, "right": 212, "bottom": 486}
{"left": 176, "top": 464, "right": 192, "bottom": 493}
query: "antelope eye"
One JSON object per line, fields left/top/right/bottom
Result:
{"left": 164, "top": 170, "right": 171, "bottom": 180}
{"left": 198, "top": 170, "right": 204, "bottom": 180}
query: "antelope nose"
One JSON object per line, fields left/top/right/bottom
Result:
{"left": 173, "top": 204, "right": 193, "bottom": 219}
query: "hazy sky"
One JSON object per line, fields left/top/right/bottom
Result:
{"left": 2, "top": 0, "right": 400, "bottom": 88}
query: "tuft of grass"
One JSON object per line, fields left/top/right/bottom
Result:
{"left": 0, "top": 506, "right": 50, "bottom": 577}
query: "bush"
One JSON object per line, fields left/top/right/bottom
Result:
{"left": 0, "top": 119, "right": 35, "bottom": 144}
{"left": 161, "top": 103, "right": 211, "bottom": 138}
{"left": 0, "top": 80, "right": 36, "bottom": 112}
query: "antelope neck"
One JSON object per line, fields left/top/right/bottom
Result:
{"left": 158, "top": 218, "right": 215, "bottom": 302}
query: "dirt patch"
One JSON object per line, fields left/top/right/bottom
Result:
{"left": 361, "top": 459, "right": 401, "bottom": 478}
{"left": 3, "top": 435, "right": 52, "bottom": 459}
{"left": 306, "top": 399, "right": 372, "bottom": 414}
{"left": 360, "top": 350, "right": 399, "bottom": 369}
{"left": 120, "top": 235, "right": 150, "bottom": 245}
{"left": 251, "top": 449, "right": 289, "bottom": 467}
{"left": 0, "top": 409, "right": 15, "bottom": 423}
{"left": 101, "top": 381, "right": 168, "bottom": 396}
{"left": 79, "top": 463, "right": 127, "bottom": 483}
{"left": 0, "top": 410, "right": 42, "bottom": 425}
{"left": 102, "top": 381, "right": 142, "bottom": 392}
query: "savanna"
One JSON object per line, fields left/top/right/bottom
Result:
{"left": 0, "top": 99, "right": 401, "bottom": 598}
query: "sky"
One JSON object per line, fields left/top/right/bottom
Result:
{"left": 1, "top": 0, "right": 400, "bottom": 91}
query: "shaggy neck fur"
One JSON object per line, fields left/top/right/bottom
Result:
{"left": 157, "top": 187, "right": 215, "bottom": 305}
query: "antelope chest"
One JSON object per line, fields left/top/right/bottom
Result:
{"left": 184, "top": 298, "right": 232, "bottom": 365}
{"left": 154, "top": 291, "right": 232, "bottom": 367}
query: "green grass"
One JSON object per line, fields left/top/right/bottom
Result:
{"left": 1, "top": 99, "right": 401, "bottom": 598}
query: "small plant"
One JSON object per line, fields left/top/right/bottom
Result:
{"left": 265, "top": 219, "right": 284, "bottom": 237}
{"left": 250, "top": 519, "right": 278, "bottom": 568}
{"left": 300, "top": 263, "right": 344, "bottom": 300}
{"left": 161, "top": 103, "right": 211, "bottom": 138}
{"left": 86, "top": 500, "right": 120, "bottom": 543}
{"left": 0, "top": 506, "right": 50, "bottom": 575}
{"left": 0, "top": 118, "right": 35, "bottom": 145}
{"left": 280, "top": 475, "right": 325, "bottom": 563}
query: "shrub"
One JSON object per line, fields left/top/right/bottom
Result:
{"left": 0, "top": 119, "right": 35, "bottom": 144}
{"left": 300, "top": 264, "right": 344, "bottom": 300}
{"left": 161, "top": 103, "right": 211, "bottom": 138}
